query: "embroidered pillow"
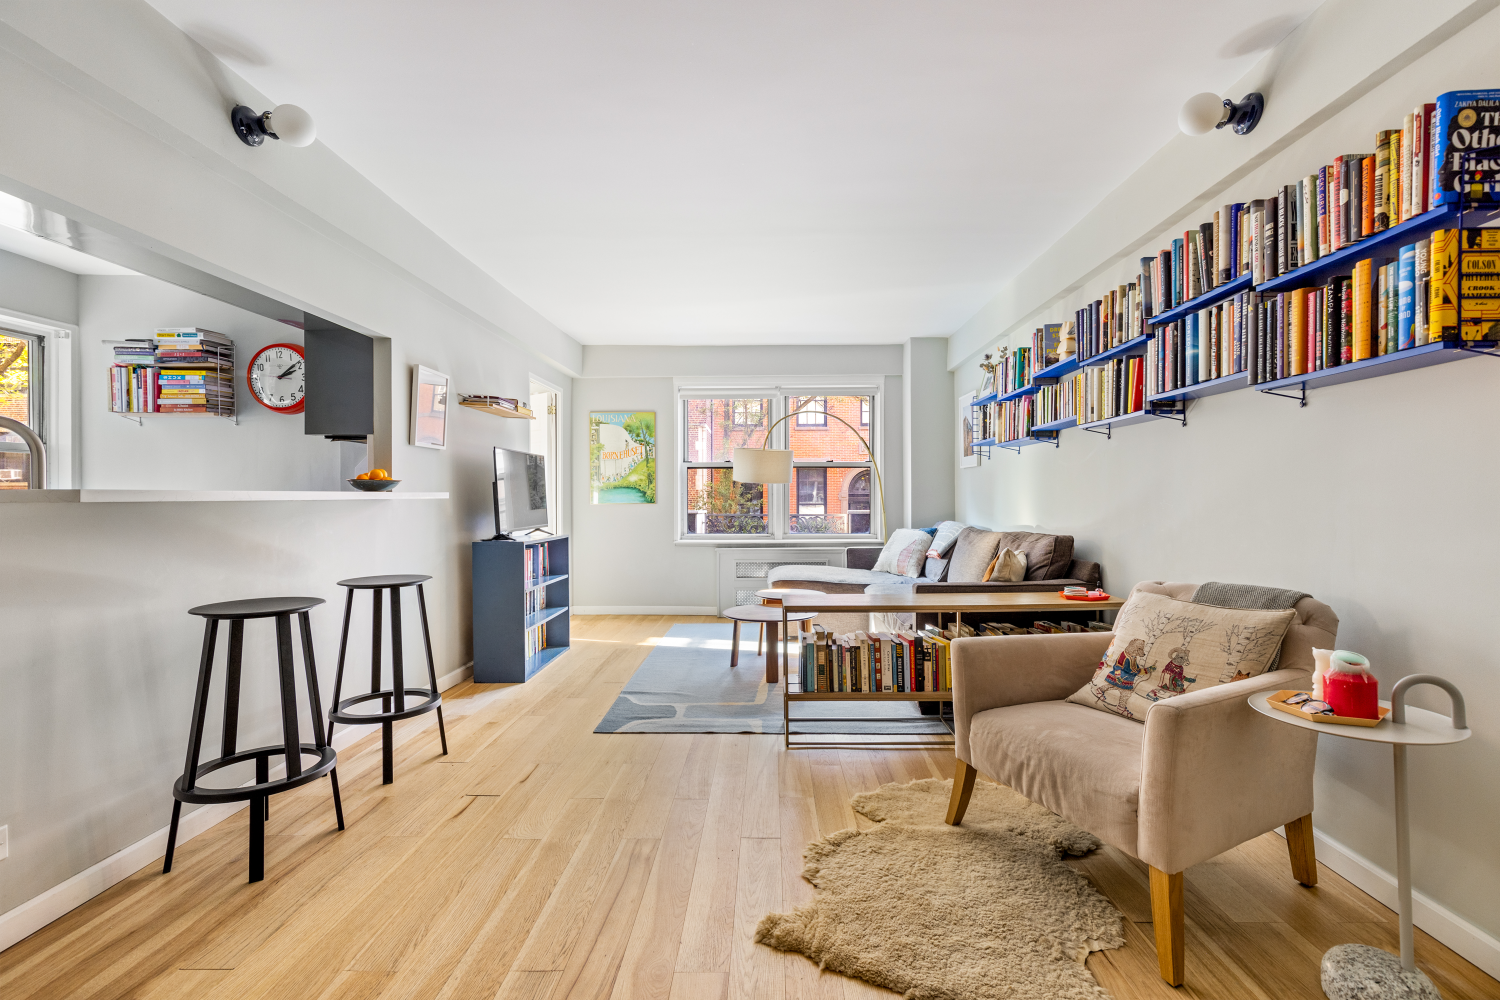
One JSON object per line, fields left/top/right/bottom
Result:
{"left": 1065, "top": 591, "right": 1295, "bottom": 722}
{"left": 872, "top": 528, "right": 932, "bottom": 577}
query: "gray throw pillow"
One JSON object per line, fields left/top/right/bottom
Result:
{"left": 946, "top": 527, "right": 1006, "bottom": 583}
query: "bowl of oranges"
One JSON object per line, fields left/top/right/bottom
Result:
{"left": 348, "top": 468, "right": 400, "bottom": 492}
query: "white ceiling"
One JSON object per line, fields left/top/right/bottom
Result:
{"left": 148, "top": 1, "right": 1319, "bottom": 346}
{"left": 0, "top": 193, "right": 137, "bottom": 274}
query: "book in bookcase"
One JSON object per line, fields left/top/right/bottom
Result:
{"left": 472, "top": 534, "right": 570, "bottom": 683}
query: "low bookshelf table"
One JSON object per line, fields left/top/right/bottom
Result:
{"left": 778, "top": 591, "right": 1125, "bottom": 751}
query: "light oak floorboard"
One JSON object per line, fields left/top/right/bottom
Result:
{"left": 2, "top": 615, "right": 1495, "bottom": 1000}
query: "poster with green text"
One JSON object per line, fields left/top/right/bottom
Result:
{"left": 589, "top": 411, "right": 655, "bottom": 503}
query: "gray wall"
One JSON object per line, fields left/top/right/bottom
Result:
{"left": 951, "top": 0, "right": 1500, "bottom": 952}
{"left": 570, "top": 344, "right": 905, "bottom": 611}
{"left": 903, "top": 337, "right": 954, "bottom": 529}
{"left": 0, "top": 247, "right": 77, "bottom": 325}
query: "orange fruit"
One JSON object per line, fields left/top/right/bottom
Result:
{"left": 371, "top": 468, "right": 390, "bottom": 480}
{"left": 355, "top": 472, "right": 371, "bottom": 480}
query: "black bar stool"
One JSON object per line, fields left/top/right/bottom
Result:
{"left": 164, "top": 597, "right": 344, "bottom": 883}
{"left": 329, "top": 575, "right": 448, "bottom": 784}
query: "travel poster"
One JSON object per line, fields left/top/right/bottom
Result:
{"left": 590, "top": 411, "right": 655, "bottom": 503}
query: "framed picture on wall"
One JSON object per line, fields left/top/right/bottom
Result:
{"left": 958, "top": 392, "right": 980, "bottom": 468}
{"left": 589, "top": 411, "right": 655, "bottom": 503}
{"left": 410, "top": 365, "right": 450, "bottom": 449}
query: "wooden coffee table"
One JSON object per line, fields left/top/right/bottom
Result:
{"left": 721, "top": 604, "right": 816, "bottom": 683}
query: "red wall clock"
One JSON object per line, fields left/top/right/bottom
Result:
{"left": 246, "top": 342, "right": 306, "bottom": 414}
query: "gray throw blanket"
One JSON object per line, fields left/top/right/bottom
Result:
{"left": 1192, "top": 581, "right": 1308, "bottom": 611}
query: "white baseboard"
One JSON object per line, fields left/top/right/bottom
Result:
{"left": 0, "top": 673, "right": 459, "bottom": 955}
{"left": 1277, "top": 824, "right": 1500, "bottom": 979}
{"left": 572, "top": 606, "right": 718, "bottom": 616}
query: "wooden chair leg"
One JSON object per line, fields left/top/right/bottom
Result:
{"left": 1285, "top": 813, "right": 1318, "bottom": 886}
{"left": 945, "top": 759, "right": 977, "bottom": 825}
{"left": 1149, "top": 866, "right": 1185, "bottom": 987}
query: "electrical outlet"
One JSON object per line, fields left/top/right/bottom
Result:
{"left": 0, "top": 825, "right": 8, "bottom": 860}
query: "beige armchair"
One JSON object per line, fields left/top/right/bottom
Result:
{"left": 944, "top": 582, "right": 1338, "bottom": 987}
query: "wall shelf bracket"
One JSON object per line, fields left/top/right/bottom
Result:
{"left": 1147, "top": 402, "right": 1188, "bottom": 426}
{"left": 1084, "top": 424, "right": 1112, "bottom": 439}
{"left": 1258, "top": 382, "right": 1308, "bottom": 407}
{"left": 118, "top": 413, "right": 143, "bottom": 426}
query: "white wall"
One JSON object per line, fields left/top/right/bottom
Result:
{"left": 571, "top": 344, "right": 906, "bottom": 612}
{"left": 950, "top": 0, "right": 1500, "bottom": 966}
{"left": 0, "top": 1, "right": 576, "bottom": 929}
{"left": 903, "top": 337, "right": 954, "bottom": 529}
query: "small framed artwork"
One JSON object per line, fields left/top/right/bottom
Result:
{"left": 589, "top": 411, "right": 655, "bottom": 503}
{"left": 410, "top": 365, "right": 450, "bottom": 449}
{"left": 959, "top": 392, "right": 980, "bottom": 468}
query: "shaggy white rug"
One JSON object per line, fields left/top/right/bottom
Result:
{"left": 755, "top": 777, "right": 1124, "bottom": 1000}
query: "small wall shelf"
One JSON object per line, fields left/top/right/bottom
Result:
{"left": 1149, "top": 273, "right": 1254, "bottom": 326}
{"left": 996, "top": 383, "right": 1039, "bottom": 402}
{"left": 459, "top": 399, "right": 534, "bottom": 420}
{"left": 1147, "top": 370, "right": 1250, "bottom": 404}
{"left": 1032, "top": 415, "right": 1078, "bottom": 433}
{"left": 1257, "top": 205, "right": 1465, "bottom": 294}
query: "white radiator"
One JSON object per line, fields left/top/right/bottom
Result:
{"left": 715, "top": 547, "right": 847, "bottom": 613}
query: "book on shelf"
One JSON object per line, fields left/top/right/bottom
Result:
{"left": 525, "top": 622, "right": 548, "bottom": 658}
{"left": 798, "top": 626, "right": 955, "bottom": 694}
{"left": 524, "top": 540, "right": 552, "bottom": 585}
{"left": 1074, "top": 356, "right": 1144, "bottom": 423}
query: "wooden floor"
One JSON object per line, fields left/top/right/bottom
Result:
{"left": 3, "top": 614, "right": 1496, "bottom": 1000}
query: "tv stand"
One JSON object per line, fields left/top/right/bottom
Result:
{"left": 472, "top": 534, "right": 570, "bottom": 683}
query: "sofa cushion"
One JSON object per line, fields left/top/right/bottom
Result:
{"left": 929, "top": 520, "right": 966, "bottom": 556}
{"left": 947, "top": 528, "right": 1007, "bottom": 582}
{"left": 981, "top": 531, "right": 1075, "bottom": 581}
{"left": 766, "top": 565, "right": 908, "bottom": 588}
{"left": 871, "top": 528, "right": 931, "bottom": 578}
{"left": 1065, "top": 591, "right": 1295, "bottom": 723}
{"left": 968, "top": 700, "right": 1144, "bottom": 857}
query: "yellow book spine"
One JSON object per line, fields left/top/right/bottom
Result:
{"left": 1430, "top": 229, "right": 1458, "bottom": 339}
{"left": 1290, "top": 288, "right": 1308, "bottom": 375}
{"left": 1352, "top": 258, "right": 1374, "bottom": 360}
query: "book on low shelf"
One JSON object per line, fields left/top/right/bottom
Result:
{"left": 798, "top": 626, "right": 954, "bottom": 695}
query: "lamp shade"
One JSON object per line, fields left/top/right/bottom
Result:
{"left": 266, "top": 104, "right": 316, "bottom": 146}
{"left": 1178, "top": 92, "right": 1226, "bottom": 136}
{"left": 732, "top": 447, "right": 792, "bottom": 484}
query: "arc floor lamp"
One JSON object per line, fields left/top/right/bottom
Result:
{"left": 730, "top": 398, "right": 888, "bottom": 542}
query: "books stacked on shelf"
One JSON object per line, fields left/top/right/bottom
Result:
{"left": 1075, "top": 357, "right": 1145, "bottom": 424}
{"left": 525, "top": 622, "right": 547, "bottom": 658}
{"left": 1149, "top": 292, "right": 1249, "bottom": 393}
{"left": 994, "top": 345, "right": 1036, "bottom": 395}
{"left": 798, "top": 625, "right": 957, "bottom": 694}
{"left": 976, "top": 620, "right": 1112, "bottom": 635}
{"left": 110, "top": 361, "right": 158, "bottom": 413}
{"left": 155, "top": 328, "right": 231, "bottom": 362}
{"left": 1034, "top": 378, "right": 1078, "bottom": 426}
{"left": 524, "top": 541, "right": 551, "bottom": 586}
{"left": 107, "top": 328, "right": 234, "bottom": 417}
{"left": 524, "top": 586, "right": 548, "bottom": 617}
{"left": 994, "top": 396, "right": 1034, "bottom": 444}
{"left": 1075, "top": 281, "right": 1147, "bottom": 360}
{"left": 1029, "top": 324, "right": 1062, "bottom": 369}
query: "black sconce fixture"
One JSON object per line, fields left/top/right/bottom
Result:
{"left": 230, "top": 104, "right": 316, "bottom": 147}
{"left": 1179, "top": 92, "right": 1265, "bottom": 136}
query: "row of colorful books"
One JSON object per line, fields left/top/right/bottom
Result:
{"left": 1147, "top": 226, "right": 1498, "bottom": 393}
{"left": 105, "top": 329, "right": 235, "bottom": 415}
{"left": 524, "top": 541, "right": 552, "bottom": 586}
{"left": 1146, "top": 90, "right": 1496, "bottom": 315}
{"left": 981, "top": 356, "right": 1147, "bottom": 441}
{"left": 525, "top": 622, "right": 548, "bottom": 658}
{"left": 1074, "top": 282, "right": 1147, "bottom": 361}
{"left": 524, "top": 586, "right": 549, "bottom": 617}
{"left": 798, "top": 627, "right": 954, "bottom": 694}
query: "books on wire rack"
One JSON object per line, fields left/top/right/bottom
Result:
{"left": 107, "top": 329, "right": 234, "bottom": 416}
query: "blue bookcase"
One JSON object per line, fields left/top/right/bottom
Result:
{"left": 472, "top": 535, "right": 571, "bottom": 683}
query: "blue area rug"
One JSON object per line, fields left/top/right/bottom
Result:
{"left": 594, "top": 623, "right": 951, "bottom": 735}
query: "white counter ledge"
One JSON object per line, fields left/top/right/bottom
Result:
{"left": 0, "top": 490, "right": 450, "bottom": 503}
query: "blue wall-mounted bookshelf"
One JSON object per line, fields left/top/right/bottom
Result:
{"left": 1255, "top": 339, "right": 1496, "bottom": 399}
{"left": 1147, "top": 370, "right": 1250, "bottom": 404}
{"left": 1033, "top": 415, "right": 1078, "bottom": 433}
{"left": 1149, "top": 272, "right": 1253, "bottom": 326}
{"left": 1080, "top": 332, "right": 1153, "bottom": 368}
{"left": 996, "top": 383, "right": 1039, "bottom": 402}
{"left": 1258, "top": 205, "right": 1460, "bottom": 293}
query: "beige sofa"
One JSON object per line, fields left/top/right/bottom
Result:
{"left": 944, "top": 581, "right": 1338, "bottom": 986}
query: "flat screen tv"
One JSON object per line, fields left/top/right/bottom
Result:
{"left": 493, "top": 447, "right": 549, "bottom": 539}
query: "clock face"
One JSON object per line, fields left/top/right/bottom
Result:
{"left": 248, "top": 343, "right": 306, "bottom": 413}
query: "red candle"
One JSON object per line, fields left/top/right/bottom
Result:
{"left": 1325, "top": 668, "right": 1379, "bottom": 719}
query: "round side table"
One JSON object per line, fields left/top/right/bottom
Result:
{"left": 721, "top": 604, "right": 816, "bottom": 684}
{"left": 1249, "top": 675, "right": 1469, "bottom": 1000}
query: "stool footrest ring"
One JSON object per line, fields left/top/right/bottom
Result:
{"left": 172, "top": 744, "right": 338, "bottom": 804}
{"left": 330, "top": 687, "right": 442, "bottom": 725}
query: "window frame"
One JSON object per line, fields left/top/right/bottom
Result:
{"left": 0, "top": 312, "right": 74, "bottom": 489}
{"left": 676, "top": 379, "right": 882, "bottom": 544}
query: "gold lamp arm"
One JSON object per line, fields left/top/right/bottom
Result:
{"left": 760, "top": 399, "right": 889, "bottom": 543}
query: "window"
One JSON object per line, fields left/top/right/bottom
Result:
{"left": 0, "top": 329, "right": 41, "bottom": 489}
{"left": 730, "top": 398, "right": 764, "bottom": 427}
{"left": 793, "top": 396, "right": 826, "bottom": 426}
{"left": 679, "top": 386, "right": 878, "bottom": 541}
